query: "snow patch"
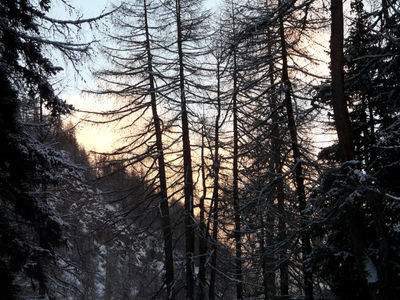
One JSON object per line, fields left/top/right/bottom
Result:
{"left": 364, "top": 257, "right": 378, "bottom": 284}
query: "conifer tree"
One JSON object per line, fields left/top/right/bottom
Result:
{"left": 0, "top": 0, "right": 102, "bottom": 297}
{"left": 311, "top": 1, "right": 400, "bottom": 298}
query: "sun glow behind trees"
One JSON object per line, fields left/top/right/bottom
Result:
{"left": 57, "top": 0, "right": 328, "bottom": 155}
{"left": 63, "top": 7, "right": 335, "bottom": 163}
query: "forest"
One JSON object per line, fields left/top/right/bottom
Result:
{"left": 0, "top": 0, "right": 399, "bottom": 299}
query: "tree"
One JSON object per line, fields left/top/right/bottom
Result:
{"left": 168, "top": 0, "right": 210, "bottom": 297}
{"left": 174, "top": 1, "right": 196, "bottom": 296}
{"left": 0, "top": 0, "right": 77, "bottom": 297}
{"left": 208, "top": 37, "right": 224, "bottom": 300}
{"left": 228, "top": 1, "right": 244, "bottom": 297}
{"left": 277, "top": 1, "right": 313, "bottom": 297}
{"left": 311, "top": 1, "right": 400, "bottom": 298}
{"left": 330, "top": 0, "right": 354, "bottom": 161}
{"left": 0, "top": 0, "right": 114, "bottom": 297}
{"left": 143, "top": 1, "right": 176, "bottom": 297}
{"left": 88, "top": 0, "right": 177, "bottom": 298}
{"left": 91, "top": 0, "right": 212, "bottom": 297}
{"left": 221, "top": 0, "right": 320, "bottom": 297}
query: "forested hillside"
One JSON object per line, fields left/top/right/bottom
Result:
{"left": 0, "top": 0, "right": 399, "bottom": 299}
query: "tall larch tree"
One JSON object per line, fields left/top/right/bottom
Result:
{"left": 88, "top": 1, "right": 177, "bottom": 298}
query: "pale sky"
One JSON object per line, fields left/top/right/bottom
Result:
{"left": 52, "top": 0, "right": 217, "bottom": 18}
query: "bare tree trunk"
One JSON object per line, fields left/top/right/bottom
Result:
{"left": 175, "top": 0, "right": 195, "bottom": 298}
{"left": 220, "top": 3, "right": 244, "bottom": 298}
{"left": 277, "top": 169, "right": 289, "bottom": 299}
{"left": 262, "top": 20, "right": 289, "bottom": 298}
{"left": 260, "top": 213, "right": 276, "bottom": 300}
{"left": 198, "top": 120, "right": 208, "bottom": 299}
{"left": 232, "top": 28, "right": 243, "bottom": 300}
{"left": 330, "top": 0, "right": 354, "bottom": 162}
{"left": 381, "top": 0, "right": 389, "bottom": 30}
{"left": 209, "top": 58, "right": 222, "bottom": 300}
{"left": 144, "top": 1, "right": 175, "bottom": 298}
{"left": 270, "top": 59, "right": 289, "bottom": 300}
{"left": 278, "top": 7, "right": 313, "bottom": 299}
